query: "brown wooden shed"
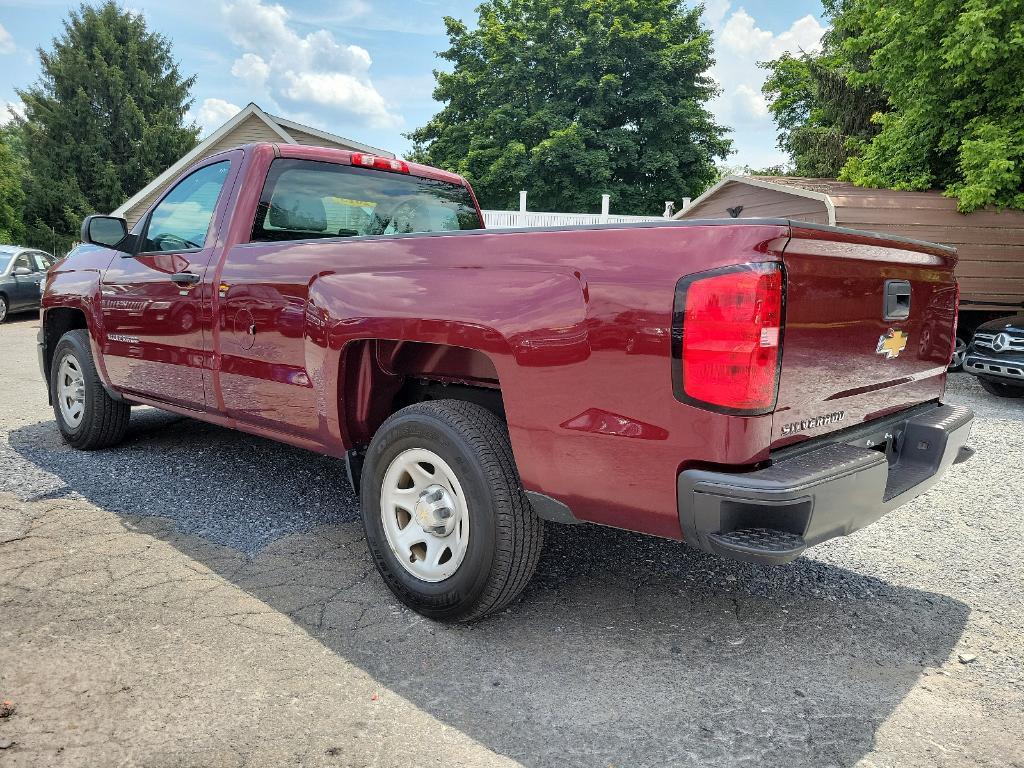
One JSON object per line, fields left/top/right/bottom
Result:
{"left": 675, "top": 175, "right": 1024, "bottom": 315}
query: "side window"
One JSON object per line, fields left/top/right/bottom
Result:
{"left": 143, "top": 161, "right": 231, "bottom": 252}
{"left": 251, "top": 158, "right": 481, "bottom": 243}
{"left": 13, "top": 253, "right": 32, "bottom": 272}
{"left": 32, "top": 252, "right": 52, "bottom": 271}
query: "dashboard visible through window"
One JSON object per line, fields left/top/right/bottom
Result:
{"left": 251, "top": 159, "right": 481, "bottom": 243}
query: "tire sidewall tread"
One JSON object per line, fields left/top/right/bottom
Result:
{"left": 50, "top": 329, "right": 130, "bottom": 450}
{"left": 361, "top": 400, "right": 543, "bottom": 622}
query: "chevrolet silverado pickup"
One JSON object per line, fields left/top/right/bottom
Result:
{"left": 39, "top": 143, "right": 974, "bottom": 620}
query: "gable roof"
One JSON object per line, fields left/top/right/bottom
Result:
{"left": 112, "top": 102, "right": 394, "bottom": 218}
{"left": 674, "top": 174, "right": 838, "bottom": 225}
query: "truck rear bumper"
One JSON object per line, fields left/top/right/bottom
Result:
{"left": 677, "top": 402, "right": 974, "bottom": 565}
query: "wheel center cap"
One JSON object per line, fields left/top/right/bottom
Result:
{"left": 414, "top": 484, "right": 457, "bottom": 537}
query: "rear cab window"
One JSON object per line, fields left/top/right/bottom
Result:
{"left": 251, "top": 159, "right": 481, "bottom": 242}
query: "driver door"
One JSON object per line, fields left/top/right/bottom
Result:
{"left": 100, "top": 154, "right": 239, "bottom": 408}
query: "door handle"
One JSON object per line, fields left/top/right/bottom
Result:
{"left": 170, "top": 272, "right": 200, "bottom": 286}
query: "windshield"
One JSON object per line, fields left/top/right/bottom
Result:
{"left": 0, "top": 253, "right": 13, "bottom": 273}
{"left": 252, "top": 159, "right": 481, "bottom": 242}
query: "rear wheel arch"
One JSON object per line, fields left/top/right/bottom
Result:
{"left": 339, "top": 338, "right": 511, "bottom": 490}
{"left": 340, "top": 338, "right": 507, "bottom": 446}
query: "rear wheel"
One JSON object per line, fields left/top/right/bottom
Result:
{"left": 360, "top": 400, "right": 543, "bottom": 621}
{"left": 978, "top": 378, "right": 1024, "bottom": 398}
{"left": 51, "top": 329, "right": 131, "bottom": 449}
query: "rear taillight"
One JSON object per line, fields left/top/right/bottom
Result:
{"left": 671, "top": 263, "right": 784, "bottom": 415}
{"left": 350, "top": 153, "right": 409, "bottom": 174}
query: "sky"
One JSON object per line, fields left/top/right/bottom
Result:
{"left": 0, "top": 0, "right": 827, "bottom": 193}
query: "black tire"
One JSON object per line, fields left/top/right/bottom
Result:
{"left": 361, "top": 400, "right": 543, "bottom": 621}
{"left": 51, "top": 329, "right": 131, "bottom": 449}
{"left": 978, "top": 378, "right": 1024, "bottom": 398}
{"left": 0, "top": 295, "right": 8, "bottom": 323}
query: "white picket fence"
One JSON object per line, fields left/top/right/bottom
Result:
{"left": 481, "top": 210, "right": 663, "bottom": 228}
{"left": 479, "top": 191, "right": 681, "bottom": 229}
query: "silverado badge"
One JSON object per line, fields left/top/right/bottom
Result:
{"left": 876, "top": 328, "right": 908, "bottom": 359}
{"left": 781, "top": 411, "right": 846, "bottom": 436}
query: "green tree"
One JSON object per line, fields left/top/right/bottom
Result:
{"left": 0, "top": 122, "right": 28, "bottom": 244}
{"left": 760, "top": 1, "right": 885, "bottom": 178}
{"left": 407, "top": 0, "right": 730, "bottom": 214}
{"left": 16, "top": 1, "right": 199, "bottom": 246}
{"left": 837, "top": 0, "right": 1024, "bottom": 211}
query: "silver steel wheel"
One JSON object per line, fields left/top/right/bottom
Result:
{"left": 380, "top": 448, "right": 470, "bottom": 583}
{"left": 57, "top": 354, "right": 86, "bottom": 428}
{"left": 951, "top": 336, "right": 967, "bottom": 369}
{"left": 0, "top": 297, "right": 7, "bottom": 323}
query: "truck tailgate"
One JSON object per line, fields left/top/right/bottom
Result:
{"left": 772, "top": 225, "right": 959, "bottom": 448}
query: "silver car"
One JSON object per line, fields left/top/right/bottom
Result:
{"left": 0, "top": 245, "right": 56, "bottom": 323}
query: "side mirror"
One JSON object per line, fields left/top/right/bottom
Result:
{"left": 13, "top": 266, "right": 32, "bottom": 276}
{"left": 81, "top": 215, "right": 130, "bottom": 250}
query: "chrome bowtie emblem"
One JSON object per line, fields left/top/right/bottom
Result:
{"left": 876, "top": 328, "right": 908, "bottom": 359}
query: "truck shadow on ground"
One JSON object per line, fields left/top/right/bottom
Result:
{"left": 8, "top": 408, "right": 969, "bottom": 767}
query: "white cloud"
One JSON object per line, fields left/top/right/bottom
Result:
{"left": 701, "top": 0, "right": 731, "bottom": 33}
{"left": 717, "top": 8, "right": 824, "bottom": 62}
{"left": 231, "top": 53, "right": 270, "bottom": 87}
{"left": 191, "top": 98, "right": 241, "bottom": 135}
{"left": 0, "top": 22, "right": 15, "bottom": 55}
{"left": 0, "top": 101, "right": 25, "bottom": 126}
{"left": 221, "top": 0, "right": 400, "bottom": 128}
{"left": 733, "top": 83, "right": 768, "bottom": 119}
{"left": 703, "top": 3, "right": 827, "bottom": 165}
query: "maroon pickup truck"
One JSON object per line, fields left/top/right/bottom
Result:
{"left": 39, "top": 143, "right": 974, "bottom": 620}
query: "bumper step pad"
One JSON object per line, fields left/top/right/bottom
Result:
{"left": 678, "top": 402, "right": 975, "bottom": 566}
{"left": 707, "top": 527, "right": 807, "bottom": 565}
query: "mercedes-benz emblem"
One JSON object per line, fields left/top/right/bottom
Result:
{"left": 992, "top": 332, "right": 1012, "bottom": 353}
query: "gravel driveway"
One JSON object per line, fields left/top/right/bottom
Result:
{"left": 0, "top": 312, "right": 1022, "bottom": 768}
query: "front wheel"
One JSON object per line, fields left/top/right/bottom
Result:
{"left": 360, "top": 400, "right": 543, "bottom": 621}
{"left": 51, "top": 329, "right": 131, "bottom": 449}
{"left": 0, "top": 295, "right": 8, "bottom": 323}
{"left": 978, "top": 378, "right": 1024, "bottom": 398}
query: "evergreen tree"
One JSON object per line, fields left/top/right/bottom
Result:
{"left": 16, "top": 1, "right": 199, "bottom": 245}
{"left": 0, "top": 122, "right": 27, "bottom": 244}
